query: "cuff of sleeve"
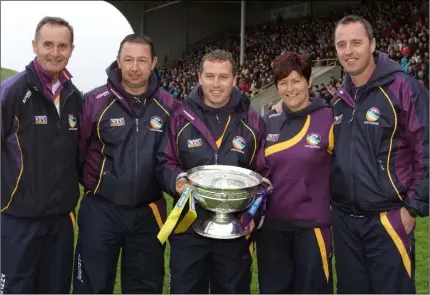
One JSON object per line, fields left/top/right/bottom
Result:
{"left": 404, "top": 198, "right": 429, "bottom": 217}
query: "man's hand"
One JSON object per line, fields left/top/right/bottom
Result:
{"left": 176, "top": 178, "right": 189, "bottom": 195}
{"left": 400, "top": 207, "right": 416, "bottom": 235}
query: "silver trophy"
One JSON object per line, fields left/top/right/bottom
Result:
{"left": 177, "top": 165, "right": 271, "bottom": 239}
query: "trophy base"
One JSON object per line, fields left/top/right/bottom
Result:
{"left": 192, "top": 214, "right": 250, "bottom": 239}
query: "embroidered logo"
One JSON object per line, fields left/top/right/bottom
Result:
{"left": 1, "top": 272, "right": 6, "bottom": 293}
{"left": 268, "top": 113, "right": 282, "bottom": 118}
{"left": 183, "top": 110, "right": 195, "bottom": 120}
{"left": 68, "top": 114, "right": 77, "bottom": 130}
{"left": 187, "top": 138, "right": 202, "bottom": 148}
{"left": 35, "top": 115, "right": 48, "bottom": 125}
{"left": 364, "top": 107, "right": 380, "bottom": 125}
{"left": 110, "top": 118, "right": 125, "bottom": 127}
{"left": 266, "top": 133, "right": 280, "bottom": 142}
{"left": 305, "top": 133, "right": 321, "bottom": 149}
{"left": 23, "top": 90, "right": 32, "bottom": 104}
{"left": 95, "top": 90, "right": 110, "bottom": 100}
{"left": 109, "top": 88, "right": 123, "bottom": 100}
{"left": 334, "top": 114, "right": 343, "bottom": 125}
{"left": 232, "top": 136, "right": 246, "bottom": 153}
{"left": 150, "top": 116, "right": 163, "bottom": 132}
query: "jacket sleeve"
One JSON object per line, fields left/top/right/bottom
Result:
{"left": 1, "top": 82, "right": 16, "bottom": 142}
{"left": 250, "top": 115, "right": 270, "bottom": 178}
{"left": 156, "top": 112, "right": 185, "bottom": 198}
{"left": 401, "top": 78, "right": 429, "bottom": 217}
{"left": 247, "top": 114, "right": 271, "bottom": 229}
{"left": 77, "top": 93, "right": 95, "bottom": 185}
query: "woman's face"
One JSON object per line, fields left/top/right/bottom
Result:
{"left": 277, "top": 70, "right": 311, "bottom": 112}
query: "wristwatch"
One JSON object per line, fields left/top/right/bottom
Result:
{"left": 405, "top": 207, "right": 419, "bottom": 218}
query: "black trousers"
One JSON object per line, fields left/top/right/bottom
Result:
{"left": 168, "top": 226, "right": 252, "bottom": 294}
{"left": 332, "top": 206, "right": 416, "bottom": 294}
{"left": 73, "top": 196, "right": 166, "bottom": 294}
{"left": 0, "top": 212, "right": 75, "bottom": 294}
{"left": 256, "top": 226, "right": 333, "bottom": 294}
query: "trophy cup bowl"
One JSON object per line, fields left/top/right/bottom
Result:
{"left": 178, "top": 165, "right": 270, "bottom": 239}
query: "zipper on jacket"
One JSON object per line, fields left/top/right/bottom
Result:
{"left": 348, "top": 109, "right": 356, "bottom": 124}
{"left": 60, "top": 91, "right": 75, "bottom": 116}
{"left": 33, "top": 86, "right": 75, "bottom": 131}
{"left": 348, "top": 89, "right": 358, "bottom": 124}
{"left": 348, "top": 89, "right": 360, "bottom": 215}
{"left": 378, "top": 159, "right": 385, "bottom": 171}
{"left": 214, "top": 152, "right": 219, "bottom": 164}
{"left": 57, "top": 91, "right": 75, "bottom": 130}
{"left": 134, "top": 118, "right": 139, "bottom": 199}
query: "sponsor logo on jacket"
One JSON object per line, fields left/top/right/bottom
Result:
{"left": 188, "top": 138, "right": 202, "bottom": 148}
{"left": 110, "top": 118, "right": 125, "bottom": 127}
{"left": 266, "top": 133, "right": 280, "bottom": 142}
{"left": 23, "top": 90, "right": 32, "bottom": 104}
{"left": 35, "top": 115, "right": 48, "bottom": 125}
{"left": 96, "top": 90, "right": 110, "bottom": 100}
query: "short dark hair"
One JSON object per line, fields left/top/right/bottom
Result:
{"left": 272, "top": 52, "right": 312, "bottom": 86}
{"left": 199, "top": 50, "right": 237, "bottom": 76}
{"left": 334, "top": 15, "right": 374, "bottom": 41}
{"left": 35, "top": 16, "right": 74, "bottom": 44}
{"left": 117, "top": 34, "right": 156, "bottom": 59}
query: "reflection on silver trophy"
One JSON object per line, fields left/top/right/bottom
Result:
{"left": 177, "top": 165, "right": 272, "bottom": 239}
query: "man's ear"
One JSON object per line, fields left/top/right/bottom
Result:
{"left": 151, "top": 56, "right": 158, "bottom": 70}
{"left": 32, "top": 40, "right": 37, "bottom": 55}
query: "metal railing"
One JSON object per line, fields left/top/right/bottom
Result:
{"left": 312, "top": 58, "right": 338, "bottom": 67}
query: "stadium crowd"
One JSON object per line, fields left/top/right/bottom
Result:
{"left": 159, "top": 0, "right": 429, "bottom": 102}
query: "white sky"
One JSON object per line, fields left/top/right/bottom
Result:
{"left": 1, "top": 1, "right": 134, "bottom": 92}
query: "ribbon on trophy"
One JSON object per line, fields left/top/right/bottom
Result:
{"left": 157, "top": 185, "right": 197, "bottom": 245}
{"left": 241, "top": 183, "right": 273, "bottom": 230}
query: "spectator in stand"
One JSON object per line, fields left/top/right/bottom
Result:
{"left": 156, "top": 0, "right": 428, "bottom": 94}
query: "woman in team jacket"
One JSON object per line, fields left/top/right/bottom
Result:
{"left": 256, "top": 52, "right": 334, "bottom": 294}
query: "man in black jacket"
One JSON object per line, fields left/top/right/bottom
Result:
{"left": 331, "top": 15, "right": 428, "bottom": 294}
{"left": 74, "top": 34, "right": 177, "bottom": 294}
{"left": 156, "top": 50, "right": 269, "bottom": 294}
{"left": 1, "top": 16, "right": 82, "bottom": 293}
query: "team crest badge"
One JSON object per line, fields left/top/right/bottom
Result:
{"left": 365, "top": 107, "right": 380, "bottom": 125}
{"left": 150, "top": 116, "right": 163, "bottom": 130}
{"left": 232, "top": 136, "right": 246, "bottom": 153}
{"left": 305, "top": 133, "right": 321, "bottom": 149}
{"left": 68, "top": 114, "right": 77, "bottom": 130}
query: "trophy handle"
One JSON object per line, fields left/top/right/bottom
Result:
{"left": 261, "top": 177, "right": 273, "bottom": 190}
{"left": 256, "top": 177, "right": 272, "bottom": 194}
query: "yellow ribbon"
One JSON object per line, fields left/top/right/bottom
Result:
{"left": 175, "top": 193, "right": 197, "bottom": 234}
{"left": 157, "top": 185, "right": 197, "bottom": 244}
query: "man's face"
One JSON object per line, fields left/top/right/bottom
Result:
{"left": 32, "top": 23, "right": 74, "bottom": 77}
{"left": 117, "top": 42, "right": 157, "bottom": 89}
{"left": 198, "top": 60, "right": 237, "bottom": 108}
{"left": 335, "top": 22, "right": 376, "bottom": 77}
